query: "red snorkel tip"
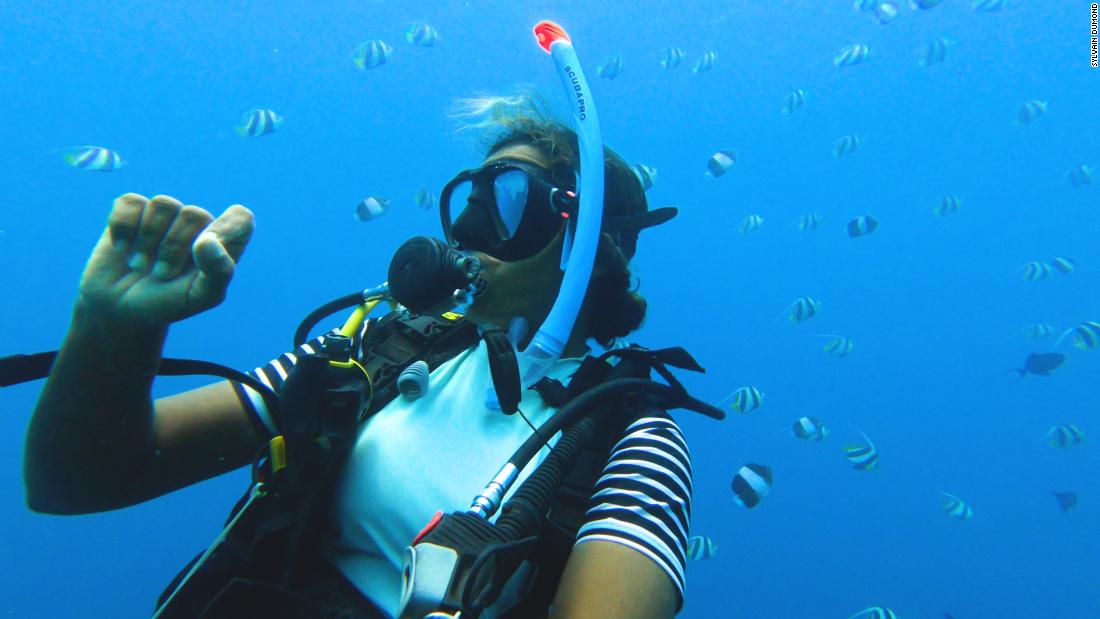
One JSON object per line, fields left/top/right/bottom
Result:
{"left": 533, "top": 21, "right": 570, "bottom": 54}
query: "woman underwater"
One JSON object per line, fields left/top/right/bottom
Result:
{"left": 23, "top": 98, "right": 696, "bottom": 619}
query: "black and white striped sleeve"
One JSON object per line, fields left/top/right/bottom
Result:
{"left": 230, "top": 323, "right": 370, "bottom": 439}
{"left": 574, "top": 413, "right": 693, "bottom": 609}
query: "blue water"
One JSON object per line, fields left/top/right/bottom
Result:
{"left": 2, "top": 1, "right": 1098, "bottom": 617}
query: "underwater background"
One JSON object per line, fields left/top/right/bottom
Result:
{"left": 1, "top": 1, "right": 1098, "bottom": 617}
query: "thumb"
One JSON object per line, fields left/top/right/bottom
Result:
{"left": 189, "top": 232, "right": 236, "bottom": 310}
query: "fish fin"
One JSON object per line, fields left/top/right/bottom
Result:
{"left": 1009, "top": 368, "right": 1026, "bottom": 381}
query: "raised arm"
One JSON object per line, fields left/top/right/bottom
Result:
{"left": 24, "top": 193, "right": 262, "bottom": 515}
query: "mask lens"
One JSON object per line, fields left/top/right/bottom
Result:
{"left": 445, "top": 179, "right": 474, "bottom": 234}
{"left": 493, "top": 169, "right": 529, "bottom": 239}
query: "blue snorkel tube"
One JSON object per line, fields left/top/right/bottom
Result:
{"left": 516, "top": 21, "right": 605, "bottom": 388}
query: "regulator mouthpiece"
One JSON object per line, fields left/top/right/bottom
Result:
{"left": 388, "top": 236, "right": 484, "bottom": 315}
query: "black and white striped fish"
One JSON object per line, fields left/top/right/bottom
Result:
{"left": 934, "top": 195, "right": 961, "bottom": 216}
{"left": 795, "top": 213, "right": 823, "bottom": 231}
{"left": 414, "top": 188, "right": 435, "bottom": 210}
{"left": 353, "top": 40, "right": 393, "bottom": 69}
{"left": 660, "top": 46, "right": 686, "bottom": 69}
{"left": 731, "top": 463, "right": 773, "bottom": 509}
{"left": 782, "top": 89, "right": 808, "bottom": 114}
{"left": 919, "top": 37, "right": 955, "bottom": 66}
{"left": 849, "top": 606, "right": 899, "bottom": 619}
{"left": 1065, "top": 164, "right": 1094, "bottom": 188}
{"left": 1016, "top": 322, "right": 1056, "bottom": 340}
{"left": 940, "top": 491, "right": 974, "bottom": 520}
{"left": 1045, "top": 424, "right": 1085, "bottom": 449}
{"left": 739, "top": 214, "right": 764, "bottom": 234}
{"left": 1057, "top": 321, "right": 1100, "bottom": 350}
{"left": 832, "top": 134, "right": 862, "bottom": 157}
{"left": 847, "top": 215, "right": 878, "bottom": 237}
{"left": 721, "top": 385, "right": 765, "bottom": 414}
{"left": 237, "top": 108, "right": 283, "bottom": 138}
{"left": 786, "top": 297, "right": 821, "bottom": 322}
{"left": 819, "top": 335, "right": 854, "bottom": 357}
{"left": 834, "top": 43, "right": 870, "bottom": 67}
{"left": 597, "top": 54, "right": 625, "bottom": 80}
{"left": 792, "top": 416, "right": 829, "bottom": 441}
{"left": 686, "top": 535, "right": 717, "bottom": 560}
{"left": 1021, "top": 261, "right": 1052, "bottom": 281}
{"left": 1052, "top": 257, "right": 1076, "bottom": 274}
{"left": 843, "top": 429, "right": 879, "bottom": 471}
{"left": 705, "top": 150, "right": 737, "bottom": 177}
{"left": 63, "top": 146, "right": 125, "bottom": 171}
{"left": 406, "top": 21, "right": 439, "bottom": 47}
{"left": 692, "top": 51, "right": 717, "bottom": 73}
{"left": 1014, "top": 99, "right": 1047, "bottom": 125}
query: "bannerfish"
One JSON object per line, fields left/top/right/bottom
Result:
{"left": 786, "top": 297, "right": 821, "bottom": 322}
{"left": 660, "top": 46, "right": 686, "bottom": 69}
{"left": 236, "top": 108, "right": 282, "bottom": 138}
{"left": 1014, "top": 99, "right": 1047, "bottom": 125}
{"left": 414, "top": 187, "right": 434, "bottom": 210}
{"left": 844, "top": 429, "right": 879, "bottom": 471}
{"left": 686, "top": 535, "right": 717, "bottom": 560}
{"left": 721, "top": 385, "right": 765, "bottom": 414}
{"left": 406, "top": 21, "right": 439, "bottom": 47}
{"left": 354, "top": 40, "right": 393, "bottom": 69}
{"left": 1066, "top": 164, "right": 1094, "bottom": 188}
{"left": 847, "top": 215, "right": 878, "bottom": 237}
{"left": 849, "top": 606, "right": 899, "bottom": 619}
{"left": 835, "top": 44, "right": 870, "bottom": 67}
{"left": 820, "top": 335, "right": 854, "bottom": 357}
{"left": 355, "top": 196, "right": 390, "bottom": 222}
{"left": 833, "top": 134, "right": 862, "bottom": 157}
{"left": 632, "top": 163, "right": 657, "bottom": 191}
{"left": 875, "top": 2, "right": 901, "bottom": 23}
{"left": 1020, "top": 261, "right": 1052, "bottom": 281}
{"left": 692, "top": 51, "right": 717, "bottom": 73}
{"left": 1053, "top": 490, "right": 1077, "bottom": 511}
{"left": 739, "top": 214, "right": 764, "bottom": 234}
{"left": 919, "top": 37, "right": 955, "bottom": 67}
{"left": 783, "top": 89, "right": 808, "bottom": 114}
{"left": 705, "top": 150, "right": 737, "bottom": 177}
{"left": 1056, "top": 321, "right": 1100, "bottom": 350}
{"left": 940, "top": 491, "right": 974, "bottom": 520}
{"left": 63, "top": 146, "right": 124, "bottom": 171}
{"left": 1052, "top": 257, "right": 1076, "bottom": 274}
{"left": 731, "top": 463, "right": 773, "bottom": 509}
{"left": 934, "top": 195, "right": 961, "bottom": 216}
{"left": 792, "top": 416, "right": 829, "bottom": 441}
{"left": 1044, "top": 424, "right": 1084, "bottom": 449}
{"left": 597, "top": 54, "right": 625, "bottom": 80}
{"left": 795, "top": 213, "right": 822, "bottom": 231}
{"left": 1010, "top": 352, "right": 1065, "bottom": 380}
{"left": 1017, "top": 322, "right": 1056, "bottom": 340}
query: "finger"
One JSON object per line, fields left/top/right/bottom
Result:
{"left": 151, "top": 205, "right": 214, "bottom": 280}
{"left": 129, "top": 195, "right": 183, "bottom": 272}
{"left": 107, "top": 193, "right": 148, "bottom": 253}
{"left": 204, "top": 204, "right": 255, "bottom": 264}
{"left": 188, "top": 232, "right": 236, "bottom": 311}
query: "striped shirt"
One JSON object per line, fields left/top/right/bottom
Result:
{"left": 232, "top": 329, "right": 692, "bottom": 612}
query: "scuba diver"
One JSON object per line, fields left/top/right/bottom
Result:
{"left": 19, "top": 95, "right": 720, "bottom": 618}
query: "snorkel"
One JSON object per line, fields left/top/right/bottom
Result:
{"left": 515, "top": 21, "right": 605, "bottom": 387}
